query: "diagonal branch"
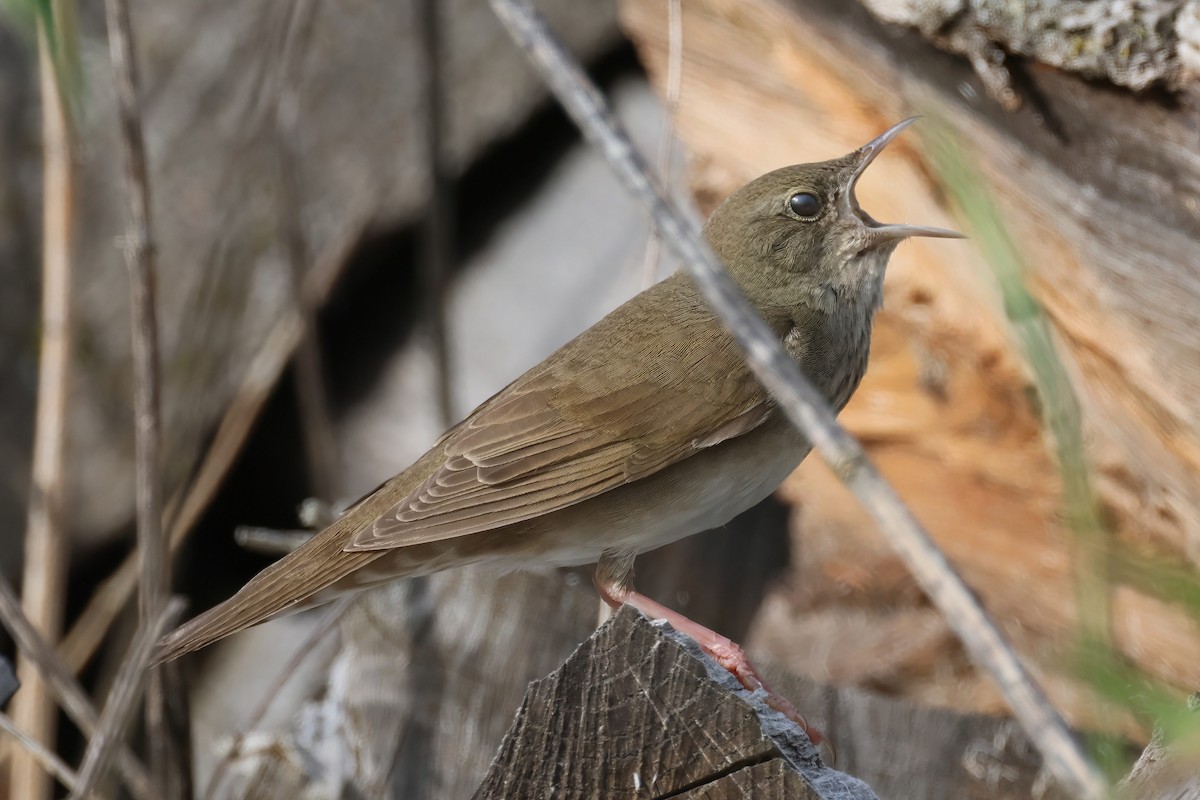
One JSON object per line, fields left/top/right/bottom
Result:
{"left": 69, "top": 598, "right": 185, "bottom": 800}
{"left": 486, "top": 1, "right": 1107, "bottom": 798}
{"left": 0, "top": 575, "right": 154, "bottom": 800}
{"left": 0, "top": 711, "right": 83, "bottom": 797}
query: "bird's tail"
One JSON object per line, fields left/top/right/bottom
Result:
{"left": 153, "top": 522, "right": 384, "bottom": 664}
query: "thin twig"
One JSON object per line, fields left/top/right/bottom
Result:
{"left": 70, "top": 598, "right": 185, "bottom": 800}
{"left": 102, "top": 0, "right": 177, "bottom": 791}
{"left": 0, "top": 712, "right": 83, "bottom": 796}
{"left": 417, "top": 0, "right": 456, "bottom": 427}
{"left": 234, "top": 525, "right": 315, "bottom": 555}
{"left": 486, "top": 2, "right": 1108, "bottom": 798}
{"left": 638, "top": 0, "right": 682, "bottom": 290}
{"left": 202, "top": 598, "right": 352, "bottom": 800}
{"left": 104, "top": 0, "right": 166, "bottom": 641}
{"left": 275, "top": 0, "right": 340, "bottom": 501}
{"left": 10, "top": 11, "right": 75, "bottom": 800}
{"left": 58, "top": 230, "right": 361, "bottom": 675}
{"left": 0, "top": 575, "right": 155, "bottom": 800}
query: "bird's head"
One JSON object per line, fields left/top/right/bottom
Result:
{"left": 703, "top": 118, "right": 962, "bottom": 316}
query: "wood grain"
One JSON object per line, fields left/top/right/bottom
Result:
{"left": 674, "top": 760, "right": 822, "bottom": 799}
{"left": 473, "top": 605, "right": 877, "bottom": 800}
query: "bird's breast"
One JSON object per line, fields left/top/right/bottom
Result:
{"left": 784, "top": 308, "right": 871, "bottom": 413}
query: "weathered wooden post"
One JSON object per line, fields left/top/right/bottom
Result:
{"left": 474, "top": 606, "right": 879, "bottom": 799}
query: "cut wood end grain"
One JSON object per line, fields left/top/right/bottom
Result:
{"left": 473, "top": 605, "right": 878, "bottom": 800}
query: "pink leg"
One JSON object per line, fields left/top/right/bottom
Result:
{"left": 595, "top": 575, "right": 826, "bottom": 749}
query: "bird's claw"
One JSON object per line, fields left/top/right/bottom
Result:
{"left": 704, "top": 640, "right": 827, "bottom": 753}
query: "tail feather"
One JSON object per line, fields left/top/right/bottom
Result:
{"left": 155, "top": 448, "right": 450, "bottom": 663}
{"left": 154, "top": 523, "right": 383, "bottom": 663}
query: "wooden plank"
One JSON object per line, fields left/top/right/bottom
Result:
{"left": 473, "top": 606, "right": 878, "bottom": 800}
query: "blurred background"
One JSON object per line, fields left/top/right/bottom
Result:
{"left": 1, "top": 0, "right": 1199, "bottom": 797}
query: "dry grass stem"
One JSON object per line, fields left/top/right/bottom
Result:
{"left": 102, "top": 0, "right": 179, "bottom": 789}
{"left": 0, "top": 574, "right": 154, "bottom": 800}
{"left": 104, "top": 0, "right": 167, "bottom": 633}
{"left": 69, "top": 598, "right": 185, "bottom": 800}
{"left": 103, "top": 0, "right": 166, "bottom": 638}
{"left": 0, "top": 711, "right": 82, "bottom": 796}
{"left": 487, "top": 1, "right": 1107, "bottom": 797}
{"left": 10, "top": 10, "right": 76, "bottom": 800}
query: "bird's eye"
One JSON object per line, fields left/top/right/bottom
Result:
{"left": 788, "top": 192, "right": 821, "bottom": 218}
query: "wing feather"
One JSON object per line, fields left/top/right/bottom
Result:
{"left": 347, "top": 277, "right": 776, "bottom": 552}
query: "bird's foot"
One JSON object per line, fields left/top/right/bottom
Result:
{"left": 596, "top": 578, "right": 827, "bottom": 752}
{"left": 701, "top": 636, "right": 826, "bottom": 750}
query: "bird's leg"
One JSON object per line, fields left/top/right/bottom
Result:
{"left": 593, "top": 552, "right": 825, "bottom": 748}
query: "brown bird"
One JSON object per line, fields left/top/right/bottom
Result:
{"left": 156, "top": 120, "right": 959, "bottom": 728}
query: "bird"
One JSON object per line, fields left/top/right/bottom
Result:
{"left": 155, "top": 119, "right": 960, "bottom": 730}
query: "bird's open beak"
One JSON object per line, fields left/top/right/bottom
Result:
{"left": 840, "top": 117, "right": 964, "bottom": 241}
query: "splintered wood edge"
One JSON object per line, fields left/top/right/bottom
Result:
{"left": 473, "top": 605, "right": 878, "bottom": 799}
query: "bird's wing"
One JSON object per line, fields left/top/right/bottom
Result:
{"left": 348, "top": 298, "right": 771, "bottom": 551}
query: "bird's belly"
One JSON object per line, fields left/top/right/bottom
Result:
{"left": 510, "top": 415, "right": 808, "bottom": 568}
{"left": 345, "top": 418, "right": 809, "bottom": 593}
